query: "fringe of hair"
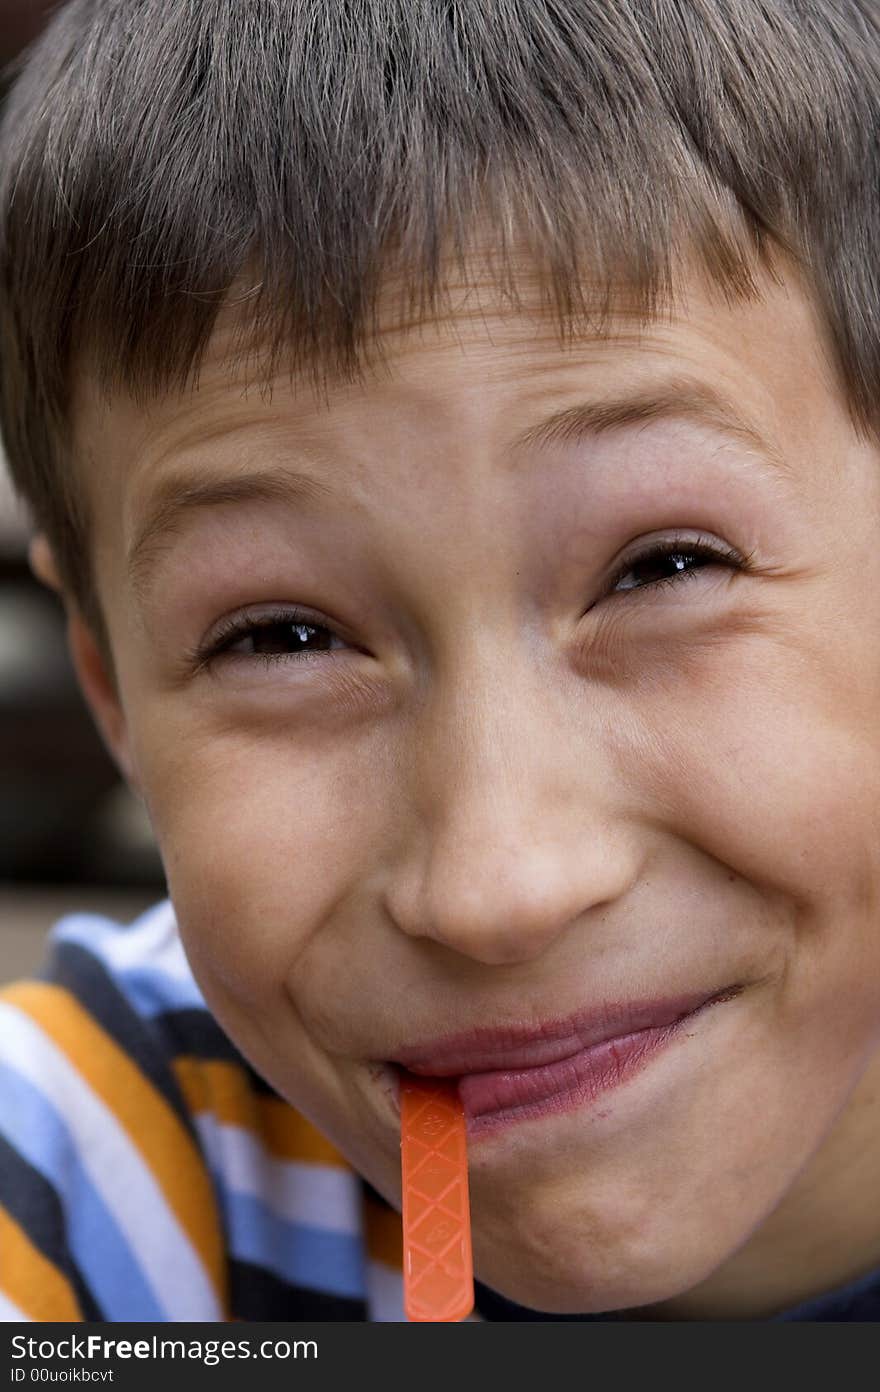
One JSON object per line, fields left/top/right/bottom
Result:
{"left": 2, "top": 0, "right": 879, "bottom": 657}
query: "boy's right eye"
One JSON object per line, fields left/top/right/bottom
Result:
{"left": 196, "top": 606, "right": 348, "bottom": 669}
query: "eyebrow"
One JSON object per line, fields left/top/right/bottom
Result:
{"left": 127, "top": 374, "right": 789, "bottom": 604}
{"left": 127, "top": 466, "right": 338, "bottom": 605}
{"left": 509, "top": 374, "right": 791, "bottom": 475}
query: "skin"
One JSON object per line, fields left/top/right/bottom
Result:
{"left": 31, "top": 244, "right": 880, "bottom": 1319}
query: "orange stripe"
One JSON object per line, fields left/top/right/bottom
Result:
{"left": 172, "top": 1057, "right": 352, "bottom": 1168}
{"left": 0, "top": 1206, "right": 83, "bottom": 1321}
{"left": 363, "top": 1191, "right": 403, "bottom": 1270}
{"left": 3, "top": 983, "right": 227, "bottom": 1313}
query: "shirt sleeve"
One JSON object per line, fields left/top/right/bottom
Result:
{"left": 0, "top": 916, "right": 228, "bottom": 1321}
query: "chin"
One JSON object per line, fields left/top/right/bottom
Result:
{"left": 474, "top": 1254, "right": 694, "bottom": 1317}
{"left": 470, "top": 1226, "right": 604, "bottom": 1314}
{"left": 471, "top": 1207, "right": 711, "bottom": 1317}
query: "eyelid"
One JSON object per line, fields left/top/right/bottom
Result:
{"left": 188, "top": 603, "right": 335, "bottom": 672}
{"left": 209, "top": 604, "right": 320, "bottom": 647}
{"left": 606, "top": 532, "right": 748, "bottom": 590}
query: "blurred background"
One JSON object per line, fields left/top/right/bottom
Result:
{"left": 1, "top": 2, "right": 166, "bottom": 984}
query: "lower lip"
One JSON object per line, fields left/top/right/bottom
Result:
{"left": 445, "top": 1001, "right": 721, "bottom": 1139}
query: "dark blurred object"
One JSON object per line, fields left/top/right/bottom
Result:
{"left": 0, "top": 3, "right": 165, "bottom": 889}
{"left": 0, "top": 0, "right": 58, "bottom": 71}
{"left": 0, "top": 552, "right": 166, "bottom": 887}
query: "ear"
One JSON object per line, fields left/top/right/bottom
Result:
{"left": 28, "top": 533, "right": 61, "bottom": 592}
{"left": 28, "top": 533, "right": 141, "bottom": 794}
{"left": 65, "top": 611, "right": 141, "bottom": 794}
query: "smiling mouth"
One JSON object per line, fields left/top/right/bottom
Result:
{"left": 377, "top": 983, "right": 744, "bottom": 1135}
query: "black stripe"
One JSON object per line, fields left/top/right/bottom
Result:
{"left": 40, "top": 939, "right": 202, "bottom": 1147}
{"left": 229, "top": 1258, "right": 368, "bottom": 1320}
{"left": 0, "top": 1133, "right": 103, "bottom": 1321}
{"left": 360, "top": 1177, "right": 394, "bottom": 1210}
{"left": 152, "top": 1008, "right": 280, "bottom": 1097}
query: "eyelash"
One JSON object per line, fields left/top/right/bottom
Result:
{"left": 195, "top": 534, "right": 749, "bottom": 670}
{"left": 606, "top": 533, "right": 748, "bottom": 596}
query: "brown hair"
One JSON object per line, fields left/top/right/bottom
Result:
{"left": 2, "top": 0, "right": 879, "bottom": 672}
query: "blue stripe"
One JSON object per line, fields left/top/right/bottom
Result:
{"left": 0, "top": 1062, "right": 169, "bottom": 1321}
{"left": 104, "top": 965, "right": 205, "bottom": 1018}
{"left": 217, "top": 1186, "right": 366, "bottom": 1300}
{"left": 48, "top": 914, "right": 206, "bottom": 1017}
{"left": 48, "top": 913, "right": 120, "bottom": 952}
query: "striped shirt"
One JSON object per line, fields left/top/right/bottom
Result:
{"left": 1, "top": 899, "right": 877, "bottom": 1321}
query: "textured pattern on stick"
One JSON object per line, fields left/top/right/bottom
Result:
{"left": 400, "top": 1075, "right": 474, "bottom": 1322}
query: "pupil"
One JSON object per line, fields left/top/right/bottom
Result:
{"left": 250, "top": 621, "right": 331, "bottom": 654}
{"left": 634, "top": 551, "right": 693, "bottom": 586}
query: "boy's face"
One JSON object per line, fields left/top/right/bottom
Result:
{"left": 51, "top": 249, "right": 880, "bottom": 1318}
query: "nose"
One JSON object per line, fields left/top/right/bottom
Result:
{"left": 382, "top": 666, "right": 637, "bottom": 967}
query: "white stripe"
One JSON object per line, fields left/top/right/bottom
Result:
{"left": 191, "top": 1113, "right": 362, "bottom": 1233}
{"left": 53, "top": 899, "right": 197, "bottom": 988}
{"left": 0, "top": 1003, "right": 221, "bottom": 1321}
{"left": 365, "top": 1260, "right": 406, "bottom": 1321}
{"left": 0, "top": 1289, "right": 30, "bottom": 1322}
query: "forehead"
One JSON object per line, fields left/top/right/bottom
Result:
{"left": 72, "top": 249, "right": 851, "bottom": 578}
{"left": 81, "top": 264, "right": 833, "bottom": 434}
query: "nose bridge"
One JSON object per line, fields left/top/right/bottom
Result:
{"left": 385, "top": 647, "right": 635, "bottom": 965}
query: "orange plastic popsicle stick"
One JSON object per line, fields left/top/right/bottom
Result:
{"left": 400, "top": 1075, "right": 474, "bottom": 1322}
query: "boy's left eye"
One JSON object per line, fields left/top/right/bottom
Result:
{"left": 608, "top": 535, "right": 744, "bottom": 596}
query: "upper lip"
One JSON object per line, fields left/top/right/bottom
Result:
{"left": 391, "top": 985, "right": 740, "bottom": 1076}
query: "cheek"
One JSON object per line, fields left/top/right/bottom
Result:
{"left": 624, "top": 646, "right": 880, "bottom": 1081}
{"left": 134, "top": 719, "right": 385, "bottom": 1001}
{"left": 618, "top": 626, "right": 880, "bottom": 920}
